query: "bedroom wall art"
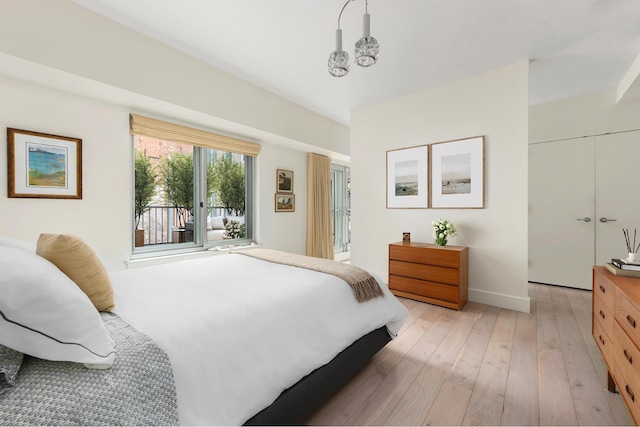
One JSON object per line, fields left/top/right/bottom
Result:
{"left": 430, "top": 135, "right": 484, "bottom": 208}
{"left": 7, "top": 128, "right": 82, "bottom": 199}
{"left": 386, "top": 145, "right": 429, "bottom": 208}
{"left": 275, "top": 194, "right": 295, "bottom": 212}
{"left": 277, "top": 169, "right": 293, "bottom": 193}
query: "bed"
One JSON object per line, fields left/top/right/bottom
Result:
{"left": 0, "top": 235, "right": 407, "bottom": 426}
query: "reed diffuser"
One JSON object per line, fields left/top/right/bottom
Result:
{"left": 623, "top": 228, "right": 640, "bottom": 263}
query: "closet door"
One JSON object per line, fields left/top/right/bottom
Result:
{"left": 595, "top": 131, "right": 640, "bottom": 265}
{"left": 528, "top": 137, "right": 595, "bottom": 289}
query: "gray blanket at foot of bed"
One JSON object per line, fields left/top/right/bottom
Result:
{"left": 0, "top": 312, "right": 178, "bottom": 426}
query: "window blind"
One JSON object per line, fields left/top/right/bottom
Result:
{"left": 130, "top": 114, "right": 261, "bottom": 157}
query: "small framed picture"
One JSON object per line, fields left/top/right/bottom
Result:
{"left": 277, "top": 169, "right": 294, "bottom": 193}
{"left": 275, "top": 194, "right": 295, "bottom": 212}
{"left": 7, "top": 128, "right": 82, "bottom": 199}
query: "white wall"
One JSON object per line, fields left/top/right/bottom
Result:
{"left": 0, "top": 74, "right": 310, "bottom": 270}
{"left": 256, "top": 144, "right": 307, "bottom": 255}
{"left": 350, "top": 61, "right": 531, "bottom": 313}
{"left": 530, "top": 90, "right": 640, "bottom": 143}
{"left": 0, "top": 0, "right": 349, "bottom": 158}
{"left": 0, "top": 76, "right": 131, "bottom": 268}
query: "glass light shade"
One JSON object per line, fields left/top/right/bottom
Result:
{"left": 355, "top": 12, "right": 378, "bottom": 67}
{"left": 328, "top": 50, "right": 349, "bottom": 77}
{"left": 328, "top": 28, "right": 349, "bottom": 77}
{"left": 355, "top": 36, "right": 379, "bottom": 67}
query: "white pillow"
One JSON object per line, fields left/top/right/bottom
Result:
{"left": 0, "top": 236, "right": 35, "bottom": 253}
{"left": 0, "top": 247, "right": 116, "bottom": 367}
{"left": 210, "top": 216, "right": 226, "bottom": 230}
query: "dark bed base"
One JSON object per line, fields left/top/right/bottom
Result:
{"left": 244, "top": 326, "right": 391, "bottom": 426}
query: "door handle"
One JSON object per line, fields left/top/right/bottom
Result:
{"left": 600, "top": 217, "right": 617, "bottom": 223}
{"left": 576, "top": 217, "right": 591, "bottom": 222}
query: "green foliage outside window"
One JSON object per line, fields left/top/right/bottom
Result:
{"left": 158, "top": 151, "right": 221, "bottom": 229}
{"left": 211, "top": 154, "right": 245, "bottom": 215}
{"left": 159, "top": 152, "right": 194, "bottom": 229}
{"left": 134, "top": 150, "right": 157, "bottom": 229}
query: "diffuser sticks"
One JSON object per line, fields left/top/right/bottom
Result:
{"left": 623, "top": 228, "right": 640, "bottom": 254}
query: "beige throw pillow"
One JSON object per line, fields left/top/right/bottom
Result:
{"left": 36, "top": 234, "right": 114, "bottom": 312}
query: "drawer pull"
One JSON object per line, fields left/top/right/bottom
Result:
{"left": 599, "top": 285, "right": 605, "bottom": 293}
{"left": 624, "top": 349, "right": 633, "bottom": 364}
{"left": 627, "top": 315, "right": 637, "bottom": 328}
{"left": 599, "top": 335, "right": 605, "bottom": 345}
{"left": 627, "top": 385, "right": 636, "bottom": 402}
{"left": 599, "top": 310, "right": 605, "bottom": 320}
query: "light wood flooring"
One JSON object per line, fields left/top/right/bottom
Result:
{"left": 306, "top": 283, "right": 634, "bottom": 426}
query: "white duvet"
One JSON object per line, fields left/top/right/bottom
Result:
{"left": 110, "top": 253, "right": 407, "bottom": 426}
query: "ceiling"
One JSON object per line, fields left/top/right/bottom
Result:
{"left": 74, "top": 0, "right": 640, "bottom": 126}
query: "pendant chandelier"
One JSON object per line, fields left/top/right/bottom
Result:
{"left": 328, "top": 0, "right": 379, "bottom": 77}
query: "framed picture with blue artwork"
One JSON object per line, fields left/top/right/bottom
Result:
{"left": 7, "top": 128, "right": 82, "bottom": 199}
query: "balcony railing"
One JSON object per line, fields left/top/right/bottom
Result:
{"left": 135, "top": 205, "right": 228, "bottom": 246}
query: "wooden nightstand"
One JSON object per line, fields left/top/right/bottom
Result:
{"left": 388, "top": 241, "right": 468, "bottom": 310}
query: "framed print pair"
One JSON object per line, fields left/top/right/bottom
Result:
{"left": 275, "top": 169, "right": 294, "bottom": 212}
{"left": 386, "top": 135, "right": 484, "bottom": 209}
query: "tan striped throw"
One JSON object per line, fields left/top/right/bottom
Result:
{"left": 233, "top": 249, "right": 384, "bottom": 303}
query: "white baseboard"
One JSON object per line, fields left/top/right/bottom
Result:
{"left": 468, "top": 288, "right": 531, "bottom": 313}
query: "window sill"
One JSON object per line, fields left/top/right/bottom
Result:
{"left": 127, "top": 242, "right": 260, "bottom": 269}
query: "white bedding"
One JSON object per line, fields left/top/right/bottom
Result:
{"left": 110, "top": 252, "right": 407, "bottom": 426}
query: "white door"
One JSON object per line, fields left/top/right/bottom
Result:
{"left": 529, "top": 130, "right": 640, "bottom": 290}
{"left": 528, "top": 137, "right": 595, "bottom": 290}
{"left": 595, "top": 131, "right": 640, "bottom": 265}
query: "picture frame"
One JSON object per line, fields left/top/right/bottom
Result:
{"left": 7, "top": 128, "right": 82, "bottom": 199}
{"left": 430, "top": 135, "right": 484, "bottom": 208}
{"left": 386, "top": 145, "right": 429, "bottom": 208}
{"left": 276, "top": 169, "right": 294, "bottom": 193}
{"left": 275, "top": 193, "right": 295, "bottom": 212}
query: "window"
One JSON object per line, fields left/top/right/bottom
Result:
{"left": 131, "top": 114, "right": 258, "bottom": 253}
{"left": 331, "top": 164, "right": 350, "bottom": 255}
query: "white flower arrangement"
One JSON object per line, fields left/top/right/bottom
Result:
{"left": 225, "top": 220, "right": 246, "bottom": 239}
{"left": 431, "top": 218, "right": 457, "bottom": 246}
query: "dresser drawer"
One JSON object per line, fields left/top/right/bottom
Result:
{"left": 594, "top": 291, "right": 614, "bottom": 338}
{"left": 615, "top": 360, "right": 640, "bottom": 424}
{"left": 614, "top": 321, "right": 640, "bottom": 388}
{"left": 594, "top": 315, "right": 613, "bottom": 372}
{"left": 616, "top": 290, "right": 640, "bottom": 347}
{"left": 389, "top": 244, "right": 460, "bottom": 268}
{"left": 594, "top": 268, "right": 615, "bottom": 311}
{"left": 389, "top": 260, "right": 458, "bottom": 285}
{"left": 389, "top": 275, "right": 458, "bottom": 303}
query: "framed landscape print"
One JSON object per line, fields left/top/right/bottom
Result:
{"left": 7, "top": 128, "right": 82, "bottom": 199}
{"left": 277, "top": 169, "right": 293, "bottom": 193}
{"left": 275, "top": 193, "right": 295, "bottom": 212}
{"left": 386, "top": 145, "right": 428, "bottom": 208}
{"left": 430, "top": 135, "right": 484, "bottom": 208}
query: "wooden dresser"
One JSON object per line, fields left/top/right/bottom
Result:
{"left": 388, "top": 242, "right": 468, "bottom": 310}
{"left": 593, "top": 266, "right": 640, "bottom": 424}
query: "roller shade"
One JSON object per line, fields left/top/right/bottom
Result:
{"left": 130, "top": 114, "right": 261, "bottom": 157}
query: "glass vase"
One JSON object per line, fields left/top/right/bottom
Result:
{"left": 434, "top": 237, "right": 448, "bottom": 247}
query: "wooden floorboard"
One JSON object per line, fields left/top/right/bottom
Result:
{"left": 306, "top": 283, "right": 632, "bottom": 426}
